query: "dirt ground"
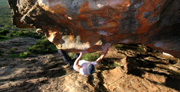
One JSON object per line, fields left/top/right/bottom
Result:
{"left": 0, "top": 37, "right": 180, "bottom": 92}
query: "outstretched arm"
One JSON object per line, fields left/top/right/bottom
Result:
{"left": 96, "top": 43, "right": 111, "bottom": 63}
{"left": 74, "top": 52, "right": 83, "bottom": 71}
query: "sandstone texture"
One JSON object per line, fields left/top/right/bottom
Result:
{"left": 7, "top": 0, "right": 180, "bottom": 57}
{"left": 0, "top": 40, "right": 180, "bottom": 92}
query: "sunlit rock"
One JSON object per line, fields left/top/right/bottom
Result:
{"left": 7, "top": 0, "right": 180, "bottom": 57}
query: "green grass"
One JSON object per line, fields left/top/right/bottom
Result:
{"left": 8, "top": 53, "right": 29, "bottom": 58}
{"left": 69, "top": 53, "right": 75, "bottom": 59}
{"left": 17, "top": 38, "right": 57, "bottom": 58}
{"left": 82, "top": 53, "right": 100, "bottom": 61}
{"left": 19, "top": 51, "right": 30, "bottom": 58}
{"left": 9, "top": 48, "right": 16, "bottom": 53}
{"left": 9, "top": 30, "right": 41, "bottom": 39}
{"left": 115, "top": 44, "right": 123, "bottom": 48}
{"left": 8, "top": 53, "right": 20, "bottom": 58}
{"left": 137, "top": 47, "right": 145, "bottom": 52}
{"left": 0, "top": 0, "right": 37, "bottom": 37}
{"left": 8, "top": 49, "right": 31, "bottom": 58}
{"left": 115, "top": 44, "right": 146, "bottom": 52}
{"left": 0, "top": 0, "right": 41, "bottom": 42}
{"left": 0, "top": 1, "right": 12, "bottom": 29}
{"left": 0, "top": 35, "right": 10, "bottom": 41}
{"left": 0, "top": 0, "right": 54, "bottom": 58}
{"left": 70, "top": 52, "right": 100, "bottom": 61}
{"left": 27, "top": 38, "right": 57, "bottom": 54}
{"left": 0, "top": 29, "right": 41, "bottom": 41}
{"left": 0, "top": 0, "right": 9, "bottom": 7}
{"left": 0, "top": 29, "right": 9, "bottom": 35}
{"left": 0, "top": 29, "right": 10, "bottom": 41}
{"left": 99, "top": 58, "right": 121, "bottom": 69}
{"left": 112, "top": 63, "right": 120, "bottom": 67}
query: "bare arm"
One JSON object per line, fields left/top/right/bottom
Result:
{"left": 74, "top": 52, "right": 83, "bottom": 71}
{"left": 96, "top": 44, "right": 110, "bottom": 63}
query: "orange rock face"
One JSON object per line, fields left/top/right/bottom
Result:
{"left": 8, "top": 0, "right": 180, "bottom": 57}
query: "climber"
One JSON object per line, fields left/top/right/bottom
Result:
{"left": 58, "top": 43, "right": 111, "bottom": 75}
{"left": 73, "top": 43, "right": 111, "bottom": 75}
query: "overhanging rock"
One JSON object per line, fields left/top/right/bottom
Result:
{"left": 7, "top": 0, "right": 180, "bottom": 57}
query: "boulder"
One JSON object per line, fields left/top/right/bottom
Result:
{"left": 7, "top": 0, "right": 180, "bottom": 57}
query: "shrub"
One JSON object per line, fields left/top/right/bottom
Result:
{"left": 15, "top": 30, "right": 24, "bottom": 37}
{"left": 19, "top": 51, "right": 30, "bottom": 58}
{"left": 27, "top": 38, "right": 57, "bottom": 55}
{"left": 0, "top": 29, "right": 9, "bottom": 35}
{"left": 9, "top": 30, "right": 41, "bottom": 39}
{"left": 9, "top": 48, "right": 16, "bottom": 54}
{"left": 0, "top": 35, "right": 9, "bottom": 41}
{"left": 112, "top": 63, "right": 120, "bottom": 67}
{"left": 8, "top": 51, "right": 30, "bottom": 58}
{"left": 115, "top": 44, "right": 123, "bottom": 48}
{"left": 7, "top": 37, "right": 57, "bottom": 58}
{"left": 0, "top": 51, "right": 2, "bottom": 56}
{"left": 8, "top": 53, "right": 19, "bottom": 58}
{"left": 137, "top": 47, "right": 145, "bottom": 52}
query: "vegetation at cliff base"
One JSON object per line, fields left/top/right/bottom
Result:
{"left": 27, "top": 38, "right": 57, "bottom": 54}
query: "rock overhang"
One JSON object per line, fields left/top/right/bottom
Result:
{"left": 7, "top": 0, "right": 180, "bottom": 57}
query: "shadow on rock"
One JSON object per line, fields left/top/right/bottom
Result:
{"left": 126, "top": 53, "right": 180, "bottom": 91}
{"left": 0, "top": 60, "right": 66, "bottom": 83}
{"left": 0, "top": 80, "right": 48, "bottom": 92}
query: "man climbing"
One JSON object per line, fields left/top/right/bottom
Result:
{"left": 58, "top": 43, "right": 111, "bottom": 76}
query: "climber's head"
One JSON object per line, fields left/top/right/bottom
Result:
{"left": 87, "top": 64, "right": 95, "bottom": 74}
